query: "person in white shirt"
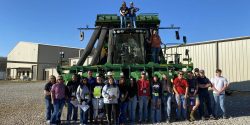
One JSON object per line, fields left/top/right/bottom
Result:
{"left": 211, "top": 69, "right": 229, "bottom": 119}
{"left": 102, "top": 77, "right": 120, "bottom": 124}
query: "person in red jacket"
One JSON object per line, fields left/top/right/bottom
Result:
{"left": 137, "top": 71, "right": 150, "bottom": 123}
{"left": 173, "top": 71, "right": 189, "bottom": 121}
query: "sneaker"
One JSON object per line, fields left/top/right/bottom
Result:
{"left": 166, "top": 118, "right": 171, "bottom": 123}
{"left": 138, "top": 120, "right": 142, "bottom": 124}
{"left": 201, "top": 116, "right": 206, "bottom": 120}
{"left": 209, "top": 115, "right": 216, "bottom": 120}
{"left": 46, "top": 120, "right": 50, "bottom": 124}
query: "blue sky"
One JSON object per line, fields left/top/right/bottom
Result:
{"left": 0, "top": 0, "right": 249, "bottom": 57}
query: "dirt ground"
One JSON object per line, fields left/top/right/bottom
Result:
{"left": 0, "top": 81, "right": 250, "bottom": 125}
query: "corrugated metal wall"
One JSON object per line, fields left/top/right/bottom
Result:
{"left": 165, "top": 37, "right": 250, "bottom": 83}
{"left": 218, "top": 38, "right": 250, "bottom": 83}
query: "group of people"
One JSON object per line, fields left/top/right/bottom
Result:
{"left": 44, "top": 68, "right": 229, "bottom": 125}
{"left": 119, "top": 1, "right": 139, "bottom": 28}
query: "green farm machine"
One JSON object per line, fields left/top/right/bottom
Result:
{"left": 57, "top": 13, "right": 193, "bottom": 81}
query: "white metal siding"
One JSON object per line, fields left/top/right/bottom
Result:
{"left": 218, "top": 39, "right": 250, "bottom": 83}
{"left": 165, "top": 43, "right": 216, "bottom": 79}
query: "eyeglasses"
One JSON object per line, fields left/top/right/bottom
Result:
{"left": 179, "top": 74, "right": 183, "bottom": 75}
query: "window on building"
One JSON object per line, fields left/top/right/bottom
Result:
{"left": 23, "top": 71, "right": 25, "bottom": 75}
{"left": 27, "top": 71, "right": 30, "bottom": 76}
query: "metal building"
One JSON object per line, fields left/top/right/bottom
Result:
{"left": 7, "top": 41, "right": 91, "bottom": 80}
{"left": 165, "top": 36, "right": 250, "bottom": 83}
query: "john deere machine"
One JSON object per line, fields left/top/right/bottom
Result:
{"left": 57, "top": 13, "right": 193, "bottom": 81}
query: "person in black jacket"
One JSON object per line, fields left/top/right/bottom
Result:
{"left": 118, "top": 76, "right": 128, "bottom": 125}
{"left": 66, "top": 74, "right": 80, "bottom": 123}
{"left": 151, "top": 75, "right": 162, "bottom": 124}
{"left": 161, "top": 74, "right": 172, "bottom": 123}
{"left": 128, "top": 77, "right": 138, "bottom": 124}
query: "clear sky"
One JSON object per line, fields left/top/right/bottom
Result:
{"left": 0, "top": 0, "right": 249, "bottom": 57}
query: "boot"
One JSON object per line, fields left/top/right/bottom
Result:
{"left": 190, "top": 110, "right": 195, "bottom": 121}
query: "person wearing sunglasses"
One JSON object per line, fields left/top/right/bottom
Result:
{"left": 173, "top": 71, "right": 188, "bottom": 121}
{"left": 50, "top": 75, "right": 67, "bottom": 125}
{"left": 197, "top": 69, "right": 215, "bottom": 120}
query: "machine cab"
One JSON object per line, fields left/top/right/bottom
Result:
{"left": 109, "top": 29, "right": 147, "bottom": 64}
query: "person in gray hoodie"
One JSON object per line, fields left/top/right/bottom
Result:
{"left": 102, "top": 77, "right": 120, "bottom": 125}
{"left": 76, "top": 77, "right": 91, "bottom": 125}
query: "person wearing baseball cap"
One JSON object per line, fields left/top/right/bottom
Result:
{"left": 137, "top": 71, "right": 150, "bottom": 123}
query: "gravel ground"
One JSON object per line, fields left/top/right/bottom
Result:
{"left": 0, "top": 81, "right": 250, "bottom": 125}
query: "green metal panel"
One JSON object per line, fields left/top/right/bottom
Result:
{"left": 95, "top": 13, "right": 160, "bottom": 26}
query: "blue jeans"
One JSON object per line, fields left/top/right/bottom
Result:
{"left": 50, "top": 99, "right": 65, "bottom": 124}
{"left": 120, "top": 16, "right": 127, "bottom": 28}
{"left": 213, "top": 94, "right": 226, "bottom": 117}
{"left": 45, "top": 98, "right": 54, "bottom": 120}
{"left": 151, "top": 47, "right": 160, "bottom": 63}
{"left": 130, "top": 16, "right": 136, "bottom": 28}
{"left": 80, "top": 106, "right": 88, "bottom": 124}
{"left": 151, "top": 96, "right": 161, "bottom": 123}
{"left": 119, "top": 101, "right": 128, "bottom": 123}
{"left": 139, "top": 96, "right": 149, "bottom": 122}
{"left": 162, "top": 94, "right": 172, "bottom": 120}
{"left": 128, "top": 96, "right": 137, "bottom": 123}
{"left": 175, "top": 95, "right": 187, "bottom": 119}
{"left": 67, "top": 99, "right": 78, "bottom": 121}
{"left": 198, "top": 91, "right": 212, "bottom": 117}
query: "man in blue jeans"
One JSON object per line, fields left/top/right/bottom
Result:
{"left": 173, "top": 71, "right": 189, "bottom": 121}
{"left": 149, "top": 30, "right": 162, "bottom": 63}
{"left": 161, "top": 74, "right": 172, "bottom": 123}
{"left": 211, "top": 69, "right": 229, "bottom": 119}
{"left": 128, "top": 2, "right": 139, "bottom": 28}
{"left": 44, "top": 75, "right": 56, "bottom": 124}
{"left": 137, "top": 71, "right": 150, "bottom": 123}
{"left": 50, "top": 75, "right": 67, "bottom": 125}
{"left": 197, "top": 70, "right": 215, "bottom": 120}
